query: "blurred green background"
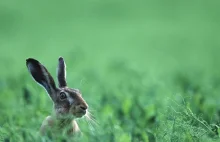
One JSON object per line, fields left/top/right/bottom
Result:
{"left": 0, "top": 0, "right": 220, "bottom": 141}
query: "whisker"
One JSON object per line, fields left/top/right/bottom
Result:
{"left": 86, "top": 108, "right": 97, "bottom": 112}
{"left": 86, "top": 118, "right": 96, "bottom": 132}
{"left": 84, "top": 110, "right": 100, "bottom": 133}
{"left": 86, "top": 111, "right": 99, "bottom": 126}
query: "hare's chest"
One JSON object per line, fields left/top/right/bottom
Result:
{"left": 40, "top": 116, "right": 80, "bottom": 137}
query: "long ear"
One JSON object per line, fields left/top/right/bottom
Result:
{"left": 26, "top": 58, "right": 57, "bottom": 101}
{"left": 57, "top": 57, "right": 67, "bottom": 88}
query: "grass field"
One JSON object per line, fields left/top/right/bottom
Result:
{"left": 0, "top": 0, "right": 220, "bottom": 141}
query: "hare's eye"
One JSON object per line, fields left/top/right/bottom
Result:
{"left": 60, "top": 92, "right": 67, "bottom": 100}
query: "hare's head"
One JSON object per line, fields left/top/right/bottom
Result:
{"left": 26, "top": 57, "right": 88, "bottom": 119}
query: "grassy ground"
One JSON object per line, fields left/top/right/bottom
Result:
{"left": 0, "top": 0, "right": 220, "bottom": 141}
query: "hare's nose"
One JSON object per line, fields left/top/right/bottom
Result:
{"left": 80, "top": 105, "right": 87, "bottom": 111}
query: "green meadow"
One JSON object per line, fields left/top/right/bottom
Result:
{"left": 0, "top": 0, "right": 220, "bottom": 141}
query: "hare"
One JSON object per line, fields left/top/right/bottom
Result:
{"left": 26, "top": 57, "right": 88, "bottom": 136}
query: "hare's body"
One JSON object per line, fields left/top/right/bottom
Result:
{"left": 26, "top": 57, "right": 88, "bottom": 136}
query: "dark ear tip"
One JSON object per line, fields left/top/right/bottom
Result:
{"left": 58, "top": 57, "right": 65, "bottom": 62}
{"left": 26, "top": 58, "right": 33, "bottom": 62}
{"left": 59, "top": 56, "right": 65, "bottom": 63}
{"left": 26, "top": 58, "right": 39, "bottom": 66}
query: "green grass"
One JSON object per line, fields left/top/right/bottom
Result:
{"left": 0, "top": 0, "right": 220, "bottom": 141}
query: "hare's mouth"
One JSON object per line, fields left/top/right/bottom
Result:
{"left": 74, "top": 111, "right": 86, "bottom": 118}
